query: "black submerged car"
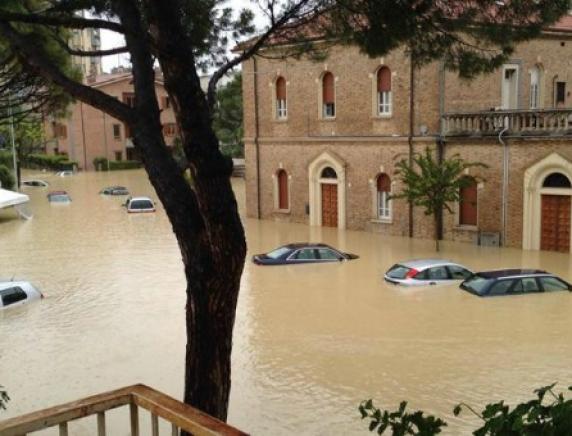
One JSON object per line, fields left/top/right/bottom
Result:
{"left": 460, "top": 269, "right": 572, "bottom": 297}
{"left": 252, "top": 243, "right": 358, "bottom": 265}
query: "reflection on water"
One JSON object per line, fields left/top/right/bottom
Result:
{"left": 1, "top": 170, "right": 572, "bottom": 435}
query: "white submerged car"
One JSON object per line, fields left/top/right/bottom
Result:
{"left": 384, "top": 259, "right": 473, "bottom": 286}
{"left": 0, "top": 281, "right": 43, "bottom": 309}
{"left": 124, "top": 196, "right": 156, "bottom": 213}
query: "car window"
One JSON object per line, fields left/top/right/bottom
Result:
{"left": 414, "top": 270, "right": 428, "bottom": 280}
{"left": 539, "top": 277, "right": 569, "bottom": 292}
{"left": 488, "top": 280, "right": 515, "bottom": 296}
{"left": 448, "top": 265, "right": 472, "bottom": 280}
{"left": 1, "top": 287, "right": 27, "bottom": 306}
{"left": 520, "top": 278, "right": 541, "bottom": 293}
{"left": 317, "top": 248, "right": 340, "bottom": 260}
{"left": 294, "top": 249, "right": 317, "bottom": 260}
{"left": 461, "top": 275, "right": 493, "bottom": 295}
{"left": 267, "top": 247, "right": 291, "bottom": 259}
{"left": 386, "top": 265, "right": 410, "bottom": 279}
{"left": 130, "top": 200, "right": 153, "bottom": 210}
{"left": 428, "top": 267, "right": 449, "bottom": 280}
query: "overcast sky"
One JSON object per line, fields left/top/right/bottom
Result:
{"left": 100, "top": 0, "right": 265, "bottom": 72}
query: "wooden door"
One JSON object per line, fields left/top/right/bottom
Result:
{"left": 278, "top": 170, "right": 288, "bottom": 210}
{"left": 541, "top": 194, "right": 571, "bottom": 252}
{"left": 321, "top": 184, "right": 338, "bottom": 227}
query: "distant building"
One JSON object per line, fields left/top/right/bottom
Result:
{"left": 69, "top": 13, "right": 102, "bottom": 77}
{"left": 44, "top": 73, "right": 178, "bottom": 171}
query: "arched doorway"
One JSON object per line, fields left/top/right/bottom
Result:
{"left": 308, "top": 151, "right": 346, "bottom": 229}
{"left": 523, "top": 153, "right": 572, "bottom": 251}
{"left": 540, "top": 173, "right": 571, "bottom": 252}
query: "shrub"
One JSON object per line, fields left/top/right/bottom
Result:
{"left": 0, "top": 165, "right": 14, "bottom": 189}
{"left": 360, "top": 383, "right": 572, "bottom": 435}
{"left": 0, "top": 385, "right": 9, "bottom": 410}
{"left": 0, "top": 151, "right": 13, "bottom": 168}
{"left": 93, "top": 156, "right": 109, "bottom": 171}
{"left": 108, "top": 160, "right": 142, "bottom": 170}
{"left": 22, "top": 153, "right": 78, "bottom": 171}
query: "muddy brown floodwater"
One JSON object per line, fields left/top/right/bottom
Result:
{"left": 1, "top": 170, "right": 572, "bottom": 435}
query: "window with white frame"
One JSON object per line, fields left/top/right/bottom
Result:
{"left": 529, "top": 66, "right": 542, "bottom": 109}
{"left": 376, "top": 173, "right": 391, "bottom": 219}
{"left": 322, "top": 72, "right": 335, "bottom": 118}
{"left": 276, "top": 76, "right": 287, "bottom": 119}
{"left": 377, "top": 67, "right": 392, "bottom": 115}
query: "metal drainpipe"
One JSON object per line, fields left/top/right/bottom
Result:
{"left": 499, "top": 123, "right": 509, "bottom": 246}
{"left": 253, "top": 56, "right": 262, "bottom": 219}
{"left": 408, "top": 55, "right": 415, "bottom": 238}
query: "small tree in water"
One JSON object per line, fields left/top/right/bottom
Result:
{"left": 393, "top": 148, "right": 486, "bottom": 251}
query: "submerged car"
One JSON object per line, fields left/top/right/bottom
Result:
{"left": 460, "top": 269, "right": 572, "bottom": 297}
{"left": 124, "top": 196, "right": 155, "bottom": 213}
{"left": 252, "top": 243, "right": 359, "bottom": 265}
{"left": 22, "top": 179, "right": 49, "bottom": 187}
{"left": 384, "top": 259, "right": 473, "bottom": 286}
{"left": 47, "top": 191, "right": 71, "bottom": 203}
{"left": 55, "top": 170, "right": 74, "bottom": 177}
{"left": 100, "top": 186, "right": 129, "bottom": 196}
{"left": 0, "top": 281, "right": 43, "bottom": 310}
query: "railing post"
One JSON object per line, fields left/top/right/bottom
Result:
{"left": 130, "top": 403, "right": 139, "bottom": 436}
{"left": 97, "top": 411, "right": 106, "bottom": 436}
{"left": 59, "top": 422, "right": 68, "bottom": 436}
{"left": 151, "top": 413, "right": 159, "bottom": 436}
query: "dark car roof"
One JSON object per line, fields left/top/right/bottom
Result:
{"left": 476, "top": 269, "right": 548, "bottom": 279}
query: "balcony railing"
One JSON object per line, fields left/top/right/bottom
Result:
{"left": 0, "top": 384, "right": 247, "bottom": 436}
{"left": 442, "top": 108, "right": 572, "bottom": 137}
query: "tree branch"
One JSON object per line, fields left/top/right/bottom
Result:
{"left": 0, "top": 10, "right": 125, "bottom": 34}
{"left": 0, "top": 22, "right": 135, "bottom": 124}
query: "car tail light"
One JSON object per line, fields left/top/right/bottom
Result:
{"left": 405, "top": 268, "right": 419, "bottom": 279}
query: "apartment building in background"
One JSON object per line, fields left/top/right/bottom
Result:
{"left": 242, "top": 15, "right": 572, "bottom": 252}
{"left": 44, "top": 72, "right": 178, "bottom": 171}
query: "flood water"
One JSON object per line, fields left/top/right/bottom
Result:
{"left": 1, "top": 170, "right": 572, "bottom": 435}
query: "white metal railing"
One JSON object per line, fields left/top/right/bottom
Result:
{"left": 442, "top": 108, "right": 572, "bottom": 136}
{"left": 0, "top": 384, "right": 247, "bottom": 436}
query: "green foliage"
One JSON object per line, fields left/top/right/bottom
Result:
{"left": 361, "top": 384, "right": 572, "bottom": 435}
{"left": 212, "top": 73, "right": 243, "bottom": 158}
{"left": 23, "top": 153, "right": 77, "bottom": 171}
{"left": 108, "top": 160, "right": 142, "bottom": 171}
{"left": 392, "top": 147, "right": 486, "bottom": 250}
{"left": 455, "top": 383, "right": 572, "bottom": 435}
{"left": 0, "top": 385, "right": 8, "bottom": 410}
{"left": 93, "top": 156, "right": 109, "bottom": 171}
{"left": 0, "top": 150, "right": 12, "bottom": 168}
{"left": 0, "top": 164, "right": 14, "bottom": 189}
{"left": 359, "top": 399, "right": 447, "bottom": 435}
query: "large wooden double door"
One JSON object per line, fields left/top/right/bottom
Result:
{"left": 321, "top": 183, "right": 338, "bottom": 227}
{"left": 541, "top": 194, "right": 571, "bottom": 252}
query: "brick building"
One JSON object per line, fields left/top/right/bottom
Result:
{"left": 242, "top": 16, "right": 572, "bottom": 252}
{"left": 44, "top": 72, "right": 178, "bottom": 171}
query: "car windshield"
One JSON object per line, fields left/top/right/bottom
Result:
{"left": 130, "top": 200, "right": 153, "bottom": 210}
{"left": 386, "top": 264, "right": 411, "bottom": 279}
{"left": 49, "top": 195, "right": 69, "bottom": 202}
{"left": 461, "top": 275, "right": 493, "bottom": 295}
{"left": 266, "top": 246, "right": 291, "bottom": 259}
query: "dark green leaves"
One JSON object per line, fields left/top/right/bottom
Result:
{"left": 0, "top": 385, "right": 9, "bottom": 410}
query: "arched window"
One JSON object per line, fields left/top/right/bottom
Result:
{"left": 321, "top": 167, "right": 337, "bottom": 179}
{"left": 277, "top": 169, "right": 289, "bottom": 210}
{"left": 376, "top": 173, "right": 391, "bottom": 219}
{"left": 276, "top": 76, "right": 287, "bottom": 119}
{"left": 377, "top": 67, "right": 392, "bottom": 115}
{"left": 322, "top": 72, "right": 335, "bottom": 118}
{"left": 459, "top": 177, "right": 478, "bottom": 226}
{"left": 543, "top": 172, "right": 571, "bottom": 188}
{"left": 529, "top": 65, "right": 542, "bottom": 109}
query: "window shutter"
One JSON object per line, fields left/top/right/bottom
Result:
{"left": 322, "top": 73, "right": 335, "bottom": 104}
{"left": 377, "top": 67, "right": 391, "bottom": 92}
{"left": 377, "top": 174, "right": 391, "bottom": 192}
{"left": 276, "top": 77, "right": 286, "bottom": 100}
{"left": 278, "top": 170, "right": 289, "bottom": 209}
{"left": 460, "top": 180, "right": 478, "bottom": 226}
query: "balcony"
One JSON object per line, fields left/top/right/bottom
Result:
{"left": 0, "top": 384, "right": 247, "bottom": 436}
{"left": 442, "top": 109, "right": 572, "bottom": 137}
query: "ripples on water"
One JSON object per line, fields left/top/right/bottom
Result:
{"left": 1, "top": 170, "right": 572, "bottom": 435}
